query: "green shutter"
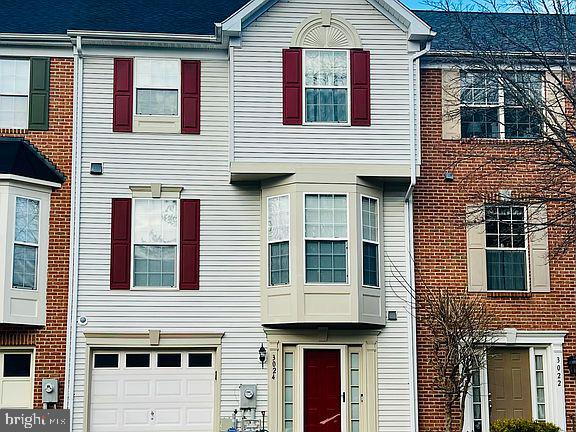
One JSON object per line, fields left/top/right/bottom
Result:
{"left": 28, "top": 57, "right": 50, "bottom": 131}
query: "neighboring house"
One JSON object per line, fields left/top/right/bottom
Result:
{"left": 58, "top": 0, "right": 433, "bottom": 431}
{"left": 414, "top": 11, "right": 572, "bottom": 432}
{"left": 0, "top": 33, "right": 73, "bottom": 408}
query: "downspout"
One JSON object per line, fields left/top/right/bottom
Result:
{"left": 405, "top": 39, "right": 431, "bottom": 432}
{"left": 65, "top": 35, "right": 83, "bottom": 413}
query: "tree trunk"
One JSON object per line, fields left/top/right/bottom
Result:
{"left": 445, "top": 400, "right": 453, "bottom": 432}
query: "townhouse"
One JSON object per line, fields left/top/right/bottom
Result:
{"left": 0, "top": 31, "right": 73, "bottom": 407}
{"left": 59, "top": 0, "right": 435, "bottom": 431}
{"left": 414, "top": 11, "right": 573, "bottom": 432}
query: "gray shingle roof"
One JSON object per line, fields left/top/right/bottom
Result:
{"left": 415, "top": 10, "right": 576, "bottom": 53}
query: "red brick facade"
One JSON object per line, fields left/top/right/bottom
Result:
{"left": 415, "top": 68, "right": 576, "bottom": 431}
{"left": 0, "top": 57, "right": 73, "bottom": 408}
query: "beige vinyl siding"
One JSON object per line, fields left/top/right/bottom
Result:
{"left": 233, "top": 0, "right": 412, "bottom": 164}
{"left": 72, "top": 56, "right": 267, "bottom": 431}
{"left": 379, "top": 185, "right": 412, "bottom": 431}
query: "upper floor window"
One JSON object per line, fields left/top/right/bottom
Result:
{"left": 304, "top": 50, "right": 349, "bottom": 124}
{"left": 0, "top": 59, "right": 30, "bottom": 129}
{"left": 485, "top": 205, "right": 527, "bottom": 291}
{"left": 461, "top": 72, "right": 542, "bottom": 139}
{"left": 135, "top": 59, "right": 179, "bottom": 117}
{"left": 133, "top": 199, "right": 178, "bottom": 288}
{"left": 12, "top": 197, "right": 40, "bottom": 290}
{"left": 268, "top": 195, "right": 290, "bottom": 286}
{"left": 304, "top": 194, "right": 348, "bottom": 284}
{"left": 361, "top": 196, "right": 379, "bottom": 287}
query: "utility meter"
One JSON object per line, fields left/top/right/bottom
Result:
{"left": 42, "top": 379, "right": 58, "bottom": 404}
{"left": 239, "top": 384, "right": 257, "bottom": 409}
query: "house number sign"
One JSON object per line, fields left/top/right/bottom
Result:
{"left": 272, "top": 355, "right": 277, "bottom": 380}
{"left": 557, "top": 355, "right": 563, "bottom": 387}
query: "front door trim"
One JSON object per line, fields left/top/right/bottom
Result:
{"left": 299, "top": 345, "right": 348, "bottom": 432}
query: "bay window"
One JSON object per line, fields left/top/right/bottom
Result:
{"left": 133, "top": 199, "right": 178, "bottom": 288}
{"left": 361, "top": 196, "right": 379, "bottom": 287}
{"left": 268, "top": 195, "right": 290, "bottom": 286}
{"left": 0, "top": 59, "right": 30, "bottom": 129}
{"left": 12, "top": 197, "right": 40, "bottom": 290}
{"left": 304, "top": 50, "right": 349, "bottom": 124}
{"left": 304, "top": 194, "right": 348, "bottom": 284}
{"left": 485, "top": 205, "right": 527, "bottom": 291}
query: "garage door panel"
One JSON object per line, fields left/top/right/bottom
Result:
{"left": 90, "top": 350, "right": 215, "bottom": 432}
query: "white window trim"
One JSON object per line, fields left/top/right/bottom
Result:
{"left": 267, "top": 194, "right": 291, "bottom": 288}
{"left": 462, "top": 330, "right": 567, "bottom": 432}
{"left": 0, "top": 58, "right": 30, "bottom": 130}
{"left": 460, "top": 71, "right": 544, "bottom": 140}
{"left": 484, "top": 204, "right": 531, "bottom": 292}
{"left": 360, "top": 195, "right": 380, "bottom": 288}
{"left": 130, "top": 197, "right": 180, "bottom": 291}
{"left": 302, "top": 49, "right": 351, "bottom": 127}
{"left": 303, "top": 192, "right": 350, "bottom": 286}
{"left": 12, "top": 196, "right": 40, "bottom": 291}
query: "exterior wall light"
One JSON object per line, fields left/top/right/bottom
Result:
{"left": 259, "top": 344, "right": 267, "bottom": 368}
{"left": 568, "top": 355, "right": 576, "bottom": 375}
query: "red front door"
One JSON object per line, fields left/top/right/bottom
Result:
{"left": 304, "top": 349, "right": 342, "bottom": 432}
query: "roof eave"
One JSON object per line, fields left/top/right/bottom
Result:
{"left": 0, "top": 33, "right": 71, "bottom": 47}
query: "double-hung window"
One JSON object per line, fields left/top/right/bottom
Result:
{"left": 133, "top": 199, "right": 178, "bottom": 288}
{"left": 461, "top": 71, "right": 543, "bottom": 139}
{"left": 0, "top": 59, "right": 30, "bottom": 129}
{"left": 485, "top": 205, "right": 528, "bottom": 291}
{"left": 361, "top": 196, "right": 379, "bottom": 287}
{"left": 304, "top": 194, "right": 348, "bottom": 283}
{"left": 12, "top": 197, "right": 40, "bottom": 290}
{"left": 268, "top": 195, "right": 290, "bottom": 286}
{"left": 304, "top": 50, "right": 349, "bottom": 124}
{"left": 135, "top": 59, "right": 179, "bottom": 117}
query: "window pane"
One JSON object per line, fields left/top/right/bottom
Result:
{"left": 126, "top": 353, "right": 150, "bottom": 368}
{"left": 134, "top": 200, "right": 177, "bottom": 244}
{"left": 504, "top": 72, "right": 542, "bottom": 106}
{"left": 15, "top": 197, "right": 39, "bottom": 244}
{"left": 306, "top": 88, "right": 348, "bottom": 123}
{"left": 135, "top": 58, "right": 179, "bottom": 88}
{"left": 3, "top": 353, "right": 31, "bottom": 377}
{"left": 461, "top": 107, "right": 499, "bottom": 138}
{"left": 188, "top": 353, "right": 212, "bottom": 368}
{"left": 486, "top": 250, "right": 527, "bottom": 291}
{"left": 485, "top": 205, "right": 526, "bottom": 248}
{"left": 305, "top": 194, "right": 347, "bottom": 239}
{"left": 157, "top": 353, "right": 181, "bottom": 367}
{"left": 305, "top": 51, "right": 347, "bottom": 87}
{"left": 362, "top": 197, "right": 378, "bottom": 242}
{"left": 268, "top": 195, "right": 289, "bottom": 242}
{"left": 270, "top": 241, "right": 289, "bottom": 286}
{"left": 0, "top": 59, "right": 30, "bottom": 94}
{"left": 0, "top": 95, "right": 28, "bottom": 129}
{"left": 461, "top": 72, "right": 498, "bottom": 105}
{"left": 94, "top": 353, "right": 118, "bottom": 368}
{"left": 363, "top": 242, "right": 378, "bottom": 286}
{"left": 12, "top": 244, "right": 37, "bottom": 290}
{"left": 504, "top": 107, "right": 542, "bottom": 139}
{"left": 136, "top": 89, "right": 178, "bottom": 116}
{"left": 133, "top": 245, "right": 176, "bottom": 287}
{"left": 305, "top": 240, "right": 347, "bottom": 283}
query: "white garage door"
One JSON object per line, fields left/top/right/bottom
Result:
{"left": 89, "top": 351, "right": 215, "bottom": 432}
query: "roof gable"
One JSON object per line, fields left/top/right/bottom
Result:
{"left": 0, "top": 138, "right": 65, "bottom": 185}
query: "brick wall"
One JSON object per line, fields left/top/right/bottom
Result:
{"left": 0, "top": 57, "right": 73, "bottom": 408}
{"left": 415, "top": 68, "right": 576, "bottom": 431}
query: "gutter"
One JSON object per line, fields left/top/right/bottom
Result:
{"left": 64, "top": 35, "right": 83, "bottom": 412}
{"left": 0, "top": 33, "right": 70, "bottom": 47}
{"left": 405, "top": 39, "right": 431, "bottom": 432}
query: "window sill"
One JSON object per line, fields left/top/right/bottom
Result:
{"left": 486, "top": 290, "right": 532, "bottom": 298}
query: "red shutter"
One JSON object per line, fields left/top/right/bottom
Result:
{"left": 113, "top": 58, "right": 133, "bottom": 132}
{"left": 283, "top": 48, "right": 303, "bottom": 125}
{"left": 181, "top": 60, "right": 201, "bottom": 134}
{"left": 180, "top": 199, "right": 200, "bottom": 290}
{"left": 350, "top": 50, "right": 371, "bottom": 126}
{"left": 110, "top": 198, "right": 132, "bottom": 290}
